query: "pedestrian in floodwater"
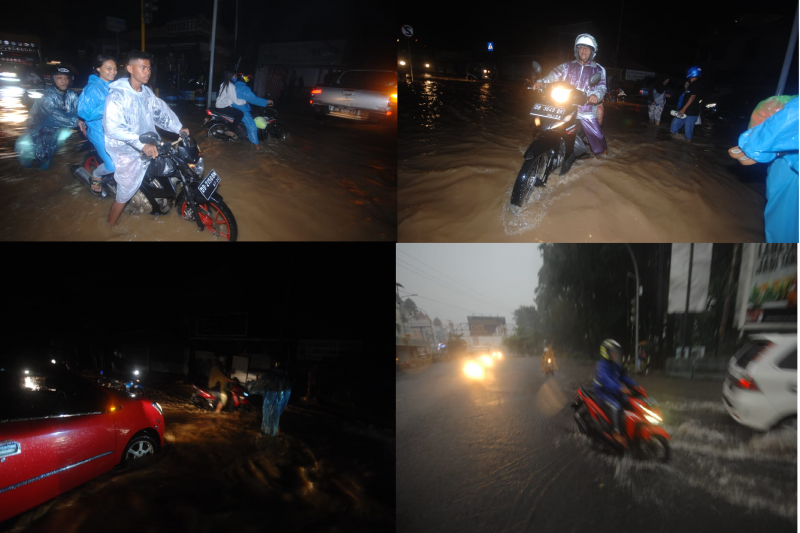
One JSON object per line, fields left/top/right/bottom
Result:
{"left": 670, "top": 66, "right": 702, "bottom": 143}
{"left": 648, "top": 76, "right": 670, "bottom": 126}
{"left": 247, "top": 362, "right": 291, "bottom": 436}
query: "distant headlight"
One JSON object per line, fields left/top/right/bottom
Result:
{"left": 706, "top": 103, "right": 716, "bottom": 108}
{"left": 28, "top": 91, "right": 43, "bottom": 99}
{"left": 551, "top": 87, "right": 572, "bottom": 103}
{"left": 134, "top": 370, "right": 139, "bottom": 375}
{"left": 152, "top": 401, "right": 163, "bottom": 416}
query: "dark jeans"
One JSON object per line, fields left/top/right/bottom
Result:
{"left": 214, "top": 106, "right": 244, "bottom": 129}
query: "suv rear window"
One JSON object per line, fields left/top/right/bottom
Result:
{"left": 734, "top": 340, "right": 772, "bottom": 368}
{"left": 337, "top": 71, "right": 396, "bottom": 89}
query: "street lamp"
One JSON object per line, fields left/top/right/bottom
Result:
{"left": 400, "top": 60, "right": 406, "bottom": 66}
{"left": 425, "top": 63, "right": 430, "bottom": 68}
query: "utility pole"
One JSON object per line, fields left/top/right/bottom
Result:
{"left": 625, "top": 244, "right": 640, "bottom": 371}
{"left": 615, "top": 0, "right": 624, "bottom": 72}
{"left": 206, "top": 0, "right": 219, "bottom": 111}
{"left": 679, "top": 243, "right": 694, "bottom": 360}
{"left": 776, "top": 4, "right": 798, "bottom": 96}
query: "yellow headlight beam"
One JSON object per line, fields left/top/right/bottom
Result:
{"left": 551, "top": 87, "right": 572, "bottom": 103}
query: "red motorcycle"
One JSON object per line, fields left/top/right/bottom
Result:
{"left": 572, "top": 384, "right": 671, "bottom": 462}
{"left": 191, "top": 380, "right": 255, "bottom": 412}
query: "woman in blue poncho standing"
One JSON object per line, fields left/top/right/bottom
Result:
{"left": 77, "top": 55, "right": 118, "bottom": 195}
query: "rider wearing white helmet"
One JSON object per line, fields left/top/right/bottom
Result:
{"left": 533, "top": 34, "right": 608, "bottom": 175}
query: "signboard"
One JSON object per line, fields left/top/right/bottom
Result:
{"left": 106, "top": 16, "right": 126, "bottom": 33}
{"left": 668, "top": 243, "right": 713, "bottom": 313}
{"left": 467, "top": 316, "right": 506, "bottom": 337}
{"left": 297, "top": 340, "right": 362, "bottom": 361}
{"left": 488, "top": 42, "right": 494, "bottom": 51}
{"left": 736, "top": 244, "right": 797, "bottom": 329}
{"left": 625, "top": 69, "right": 655, "bottom": 81}
{"left": 401, "top": 25, "right": 413, "bottom": 38}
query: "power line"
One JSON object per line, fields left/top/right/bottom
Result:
{"left": 396, "top": 247, "right": 516, "bottom": 310}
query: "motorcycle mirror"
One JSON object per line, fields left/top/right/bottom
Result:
{"left": 138, "top": 132, "right": 160, "bottom": 145}
{"left": 531, "top": 61, "right": 542, "bottom": 75}
{"left": 588, "top": 73, "right": 602, "bottom": 86}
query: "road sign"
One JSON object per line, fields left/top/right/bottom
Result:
{"left": 401, "top": 25, "right": 413, "bottom": 38}
{"left": 106, "top": 16, "right": 126, "bottom": 33}
{"left": 488, "top": 42, "right": 494, "bottom": 51}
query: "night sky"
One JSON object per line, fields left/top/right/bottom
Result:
{"left": 399, "top": 0, "right": 798, "bottom": 87}
{"left": 2, "top": 0, "right": 395, "bottom": 72}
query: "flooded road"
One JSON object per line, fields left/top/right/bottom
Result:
{"left": 398, "top": 77, "right": 767, "bottom": 242}
{"left": 0, "top": 86, "right": 396, "bottom": 241}
{"left": 2, "top": 383, "right": 393, "bottom": 533}
{"left": 397, "top": 357, "right": 795, "bottom": 533}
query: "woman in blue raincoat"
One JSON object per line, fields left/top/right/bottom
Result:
{"left": 16, "top": 65, "right": 84, "bottom": 170}
{"left": 231, "top": 73, "right": 272, "bottom": 150}
{"left": 77, "top": 55, "right": 118, "bottom": 195}
{"left": 735, "top": 96, "right": 799, "bottom": 243}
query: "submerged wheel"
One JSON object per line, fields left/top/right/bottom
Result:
{"left": 122, "top": 433, "right": 158, "bottom": 464}
{"left": 208, "top": 124, "right": 233, "bottom": 141}
{"left": 269, "top": 124, "right": 287, "bottom": 141}
{"left": 634, "top": 435, "right": 670, "bottom": 463}
{"left": 179, "top": 196, "right": 238, "bottom": 241}
{"left": 509, "top": 151, "right": 550, "bottom": 216}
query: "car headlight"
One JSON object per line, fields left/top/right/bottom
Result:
{"left": 152, "top": 401, "right": 163, "bottom": 416}
{"left": 463, "top": 360, "right": 485, "bottom": 380}
{"left": 551, "top": 87, "right": 572, "bottom": 103}
{"left": 480, "top": 355, "right": 493, "bottom": 367}
{"left": 706, "top": 103, "right": 716, "bottom": 108}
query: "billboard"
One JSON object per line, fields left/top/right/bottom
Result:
{"left": 668, "top": 244, "right": 713, "bottom": 313}
{"left": 467, "top": 316, "right": 506, "bottom": 337}
{"left": 737, "top": 244, "right": 797, "bottom": 330}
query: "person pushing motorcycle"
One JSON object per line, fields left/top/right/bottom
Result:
{"left": 533, "top": 34, "right": 608, "bottom": 175}
{"left": 593, "top": 339, "right": 639, "bottom": 448}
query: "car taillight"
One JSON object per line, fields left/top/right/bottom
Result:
{"left": 732, "top": 377, "right": 760, "bottom": 391}
{"left": 311, "top": 89, "right": 322, "bottom": 95}
{"left": 206, "top": 109, "right": 212, "bottom": 116}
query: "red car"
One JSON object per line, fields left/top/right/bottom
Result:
{"left": 0, "top": 363, "right": 165, "bottom": 523}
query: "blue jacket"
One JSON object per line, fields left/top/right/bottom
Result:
{"left": 77, "top": 74, "right": 115, "bottom": 171}
{"left": 738, "top": 96, "right": 799, "bottom": 243}
{"left": 231, "top": 81, "right": 270, "bottom": 113}
{"left": 593, "top": 359, "right": 637, "bottom": 403}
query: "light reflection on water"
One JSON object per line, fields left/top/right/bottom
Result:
{"left": 398, "top": 78, "right": 766, "bottom": 242}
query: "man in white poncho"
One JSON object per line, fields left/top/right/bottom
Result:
{"left": 104, "top": 50, "right": 189, "bottom": 226}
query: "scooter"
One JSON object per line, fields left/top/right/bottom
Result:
{"left": 191, "top": 380, "right": 255, "bottom": 412}
{"left": 200, "top": 97, "right": 286, "bottom": 143}
{"left": 509, "top": 61, "right": 603, "bottom": 215}
{"left": 571, "top": 384, "right": 671, "bottom": 462}
{"left": 71, "top": 131, "right": 238, "bottom": 241}
{"left": 543, "top": 357, "right": 556, "bottom": 377}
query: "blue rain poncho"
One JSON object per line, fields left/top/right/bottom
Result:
{"left": 16, "top": 85, "right": 80, "bottom": 170}
{"left": 103, "top": 78, "right": 183, "bottom": 203}
{"left": 231, "top": 81, "right": 270, "bottom": 145}
{"left": 738, "top": 96, "right": 799, "bottom": 243}
{"left": 246, "top": 370, "right": 291, "bottom": 436}
{"left": 77, "top": 74, "right": 115, "bottom": 173}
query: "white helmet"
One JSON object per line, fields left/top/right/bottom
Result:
{"left": 574, "top": 34, "right": 598, "bottom": 61}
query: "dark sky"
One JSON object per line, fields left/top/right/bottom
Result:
{"left": 2, "top": 0, "right": 394, "bottom": 69}
{"left": 399, "top": 0, "right": 798, "bottom": 79}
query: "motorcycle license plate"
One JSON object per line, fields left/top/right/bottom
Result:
{"left": 198, "top": 169, "right": 221, "bottom": 201}
{"left": 530, "top": 103, "right": 566, "bottom": 119}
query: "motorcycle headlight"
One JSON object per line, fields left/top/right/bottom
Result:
{"left": 551, "top": 87, "right": 572, "bottom": 103}
{"left": 641, "top": 405, "right": 662, "bottom": 424}
{"left": 191, "top": 157, "right": 205, "bottom": 177}
{"left": 152, "top": 401, "right": 163, "bottom": 416}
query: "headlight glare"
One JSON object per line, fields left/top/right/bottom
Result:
{"left": 551, "top": 87, "right": 572, "bottom": 103}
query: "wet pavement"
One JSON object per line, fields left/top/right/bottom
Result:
{"left": 1, "top": 379, "right": 394, "bottom": 533}
{"left": 398, "top": 77, "right": 767, "bottom": 242}
{"left": 397, "top": 357, "right": 796, "bottom": 533}
{"left": 0, "top": 85, "right": 396, "bottom": 241}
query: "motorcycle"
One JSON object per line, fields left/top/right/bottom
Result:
{"left": 543, "top": 357, "right": 555, "bottom": 377}
{"left": 509, "top": 61, "right": 603, "bottom": 215}
{"left": 191, "top": 380, "right": 255, "bottom": 412}
{"left": 71, "top": 131, "right": 238, "bottom": 241}
{"left": 603, "top": 88, "right": 626, "bottom": 102}
{"left": 571, "top": 383, "right": 671, "bottom": 462}
{"left": 200, "top": 98, "right": 287, "bottom": 143}
{"left": 97, "top": 370, "right": 145, "bottom": 397}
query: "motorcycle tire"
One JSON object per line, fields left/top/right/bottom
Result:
{"left": 509, "top": 151, "right": 550, "bottom": 216}
{"left": 574, "top": 406, "right": 589, "bottom": 435}
{"left": 633, "top": 434, "right": 670, "bottom": 463}
{"left": 208, "top": 123, "right": 234, "bottom": 141}
{"left": 178, "top": 193, "right": 238, "bottom": 242}
{"left": 83, "top": 152, "right": 100, "bottom": 175}
{"left": 269, "top": 124, "right": 287, "bottom": 141}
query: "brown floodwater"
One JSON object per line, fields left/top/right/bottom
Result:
{"left": 398, "top": 77, "right": 767, "bottom": 242}
{"left": 0, "top": 86, "right": 396, "bottom": 241}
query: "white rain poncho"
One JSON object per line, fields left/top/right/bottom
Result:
{"left": 103, "top": 78, "right": 183, "bottom": 203}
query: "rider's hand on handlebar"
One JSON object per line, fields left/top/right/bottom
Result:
{"left": 533, "top": 82, "right": 543, "bottom": 90}
{"left": 179, "top": 127, "right": 190, "bottom": 137}
{"left": 143, "top": 144, "right": 159, "bottom": 159}
{"left": 587, "top": 95, "right": 599, "bottom": 105}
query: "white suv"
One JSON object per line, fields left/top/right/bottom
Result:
{"left": 722, "top": 333, "right": 797, "bottom": 431}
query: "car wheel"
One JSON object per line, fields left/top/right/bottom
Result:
{"left": 122, "top": 434, "right": 158, "bottom": 464}
{"left": 775, "top": 415, "right": 797, "bottom": 431}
